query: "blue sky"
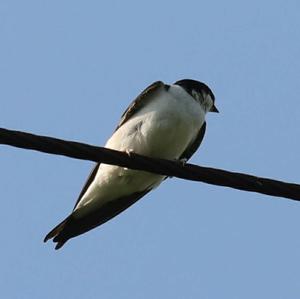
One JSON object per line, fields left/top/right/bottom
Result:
{"left": 1, "top": 1, "right": 300, "bottom": 298}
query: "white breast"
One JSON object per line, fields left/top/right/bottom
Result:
{"left": 75, "top": 84, "right": 205, "bottom": 211}
{"left": 107, "top": 84, "right": 205, "bottom": 158}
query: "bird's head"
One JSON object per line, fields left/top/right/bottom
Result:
{"left": 174, "top": 79, "right": 219, "bottom": 114}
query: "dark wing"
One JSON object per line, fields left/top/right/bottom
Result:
{"left": 72, "top": 163, "right": 100, "bottom": 210}
{"left": 44, "top": 188, "right": 152, "bottom": 249}
{"left": 71, "top": 81, "right": 165, "bottom": 211}
{"left": 179, "top": 122, "right": 207, "bottom": 161}
{"left": 115, "top": 81, "right": 165, "bottom": 131}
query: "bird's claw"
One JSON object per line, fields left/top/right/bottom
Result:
{"left": 177, "top": 158, "right": 188, "bottom": 166}
{"left": 124, "top": 149, "right": 135, "bottom": 170}
{"left": 168, "top": 158, "right": 187, "bottom": 179}
{"left": 125, "top": 149, "right": 134, "bottom": 157}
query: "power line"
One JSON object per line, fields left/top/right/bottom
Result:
{"left": 1, "top": 127, "right": 300, "bottom": 201}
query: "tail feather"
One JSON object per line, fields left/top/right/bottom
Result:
{"left": 44, "top": 216, "right": 71, "bottom": 249}
{"left": 44, "top": 189, "right": 152, "bottom": 249}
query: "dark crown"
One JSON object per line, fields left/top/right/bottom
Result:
{"left": 174, "top": 79, "right": 215, "bottom": 102}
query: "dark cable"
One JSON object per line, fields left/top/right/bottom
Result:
{"left": 1, "top": 127, "right": 300, "bottom": 201}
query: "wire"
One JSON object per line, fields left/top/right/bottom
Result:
{"left": 1, "top": 127, "right": 300, "bottom": 201}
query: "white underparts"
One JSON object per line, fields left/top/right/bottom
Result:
{"left": 74, "top": 84, "right": 207, "bottom": 215}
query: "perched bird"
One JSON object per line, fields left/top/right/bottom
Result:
{"left": 44, "top": 79, "right": 219, "bottom": 249}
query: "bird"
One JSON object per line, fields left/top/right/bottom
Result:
{"left": 44, "top": 79, "right": 219, "bottom": 249}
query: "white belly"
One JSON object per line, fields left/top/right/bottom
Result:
{"left": 75, "top": 85, "right": 205, "bottom": 211}
{"left": 106, "top": 86, "right": 204, "bottom": 158}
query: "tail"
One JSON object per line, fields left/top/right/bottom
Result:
{"left": 44, "top": 189, "right": 152, "bottom": 249}
{"left": 44, "top": 216, "right": 71, "bottom": 250}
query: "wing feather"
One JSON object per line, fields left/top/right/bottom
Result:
{"left": 115, "top": 81, "right": 165, "bottom": 130}
{"left": 180, "top": 122, "right": 206, "bottom": 161}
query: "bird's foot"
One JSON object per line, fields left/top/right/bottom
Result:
{"left": 124, "top": 149, "right": 134, "bottom": 170}
{"left": 125, "top": 149, "right": 134, "bottom": 157}
{"left": 176, "top": 158, "right": 188, "bottom": 166}
{"left": 168, "top": 158, "right": 188, "bottom": 179}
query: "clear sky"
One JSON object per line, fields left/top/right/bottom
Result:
{"left": 1, "top": 1, "right": 300, "bottom": 298}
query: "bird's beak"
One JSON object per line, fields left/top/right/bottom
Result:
{"left": 210, "top": 104, "right": 219, "bottom": 113}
